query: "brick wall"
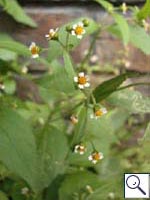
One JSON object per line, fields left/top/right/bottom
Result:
{"left": 0, "top": 0, "right": 150, "bottom": 73}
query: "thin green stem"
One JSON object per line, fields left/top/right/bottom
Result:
{"left": 80, "top": 28, "right": 101, "bottom": 69}
{"left": 117, "top": 82, "right": 150, "bottom": 91}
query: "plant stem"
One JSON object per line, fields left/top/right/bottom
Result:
{"left": 80, "top": 28, "right": 101, "bottom": 69}
{"left": 117, "top": 82, "right": 150, "bottom": 91}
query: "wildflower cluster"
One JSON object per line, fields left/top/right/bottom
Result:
{"left": 74, "top": 143, "right": 104, "bottom": 164}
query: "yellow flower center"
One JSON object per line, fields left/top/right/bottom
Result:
{"left": 31, "top": 46, "right": 39, "bottom": 55}
{"left": 95, "top": 110, "right": 103, "bottom": 117}
{"left": 78, "top": 76, "right": 87, "bottom": 85}
{"left": 92, "top": 153, "right": 100, "bottom": 161}
{"left": 75, "top": 26, "right": 84, "bottom": 35}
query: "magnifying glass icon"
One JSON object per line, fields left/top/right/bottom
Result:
{"left": 126, "top": 175, "right": 146, "bottom": 195}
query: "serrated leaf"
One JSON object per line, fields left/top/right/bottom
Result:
{"left": 63, "top": 51, "right": 76, "bottom": 79}
{"left": 107, "top": 89, "right": 150, "bottom": 114}
{"left": 59, "top": 171, "right": 101, "bottom": 200}
{"left": 0, "top": 107, "right": 43, "bottom": 192}
{"left": 0, "top": 0, "right": 37, "bottom": 27}
{"left": 129, "top": 25, "right": 150, "bottom": 55}
{"left": 93, "top": 72, "right": 138, "bottom": 103}
{"left": 38, "top": 125, "right": 69, "bottom": 187}
{"left": 113, "top": 13, "right": 129, "bottom": 45}
{"left": 71, "top": 106, "right": 88, "bottom": 146}
{"left": 137, "top": 0, "right": 150, "bottom": 20}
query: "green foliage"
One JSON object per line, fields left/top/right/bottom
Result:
{"left": 107, "top": 89, "right": 150, "bottom": 114}
{"left": 0, "top": 1, "right": 150, "bottom": 200}
{"left": 137, "top": 0, "right": 150, "bottom": 20}
{"left": 93, "top": 72, "right": 139, "bottom": 102}
{"left": 129, "top": 25, "right": 150, "bottom": 55}
{"left": 113, "top": 13, "right": 129, "bottom": 45}
{"left": 0, "top": 0, "right": 37, "bottom": 27}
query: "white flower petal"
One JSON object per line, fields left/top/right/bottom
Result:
{"left": 71, "top": 30, "right": 76, "bottom": 36}
{"left": 78, "top": 84, "right": 84, "bottom": 89}
{"left": 80, "top": 151, "right": 84, "bottom": 155}
{"left": 88, "top": 155, "right": 92, "bottom": 161}
{"left": 45, "top": 34, "right": 49, "bottom": 38}
{"left": 90, "top": 114, "right": 94, "bottom": 119}
{"left": 77, "top": 35, "right": 83, "bottom": 39}
{"left": 32, "top": 54, "right": 39, "bottom": 59}
{"left": 73, "top": 24, "right": 77, "bottom": 29}
{"left": 101, "top": 108, "right": 107, "bottom": 114}
{"left": 99, "top": 152, "right": 104, "bottom": 159}
{"left": 92, "top": 160, "right": 97, "bottom": 164}
{"left": 74, "top": 77, "right": 78, "bottom": 82}
{"left": 78, "top": 22, "right": 84, "bottom": 27}
{"left": 85, "top": 82, "right": 90, "bottom": 88}
{"left": 82, "top": 29, "right": 86, "bottom": 34}
{"left": 78, "top": 72, "right": 84, "bottom": 77}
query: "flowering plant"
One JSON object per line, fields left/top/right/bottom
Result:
{"left": 0, "top": 0, "right": 150, "bottom": 199}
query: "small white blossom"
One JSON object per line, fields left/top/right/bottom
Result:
{"left": 142, "top": 19, "right": 150, "bottom": 32}
{"left": 0, "top": 83, "right": 5, "bottom": 90}
{"left": 45, "top": 28, "right": 59, "bottom": 40}
{"left": 21, "top": 187, "right": 29, "bottom": 195}
{"left": 70, "top": 115, "right": 78, "bottom": 124}
{"left": 29, "top": 42, "right": 39, "bottom": 58}
{"left": 121, "top": 2, "right": 128, "bottom": 14}
{"left": 88, "top": 152, "right": 104, "bottom": 164}
{"left": 90, "top": 108, "right": 107, "bottom": 119}
{"left": 71, "top": 22, "right": 86, "bottom": 39}
{"left": 74, "top": 144, "right": 86, "bottom": 155}
{"left": 22, "top": 66, "right": 28, "bottom": 74}
{"left": 74, "top": 72, "right": 90, "bottom": 89}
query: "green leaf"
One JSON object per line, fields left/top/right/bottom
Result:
{"left": 63, "top": 51, "right": 76, "bottom": 79}
{"left": 0, "top": 0, "right": 37, "bottom": 27}
{"left": 71, "top": 106, "right": 88, "bottom": 146}
{"left": 38, "top": 125, "right": 69, "bottom": 187}
{"left": 129, "top": 25, "right": 150, "bottom": 55}
{"left": 85, "top": 108, "right": 129, "bottom": 156}
{"left": 93, "top": 72, "right": 138, "bottom": 103}
{"left": 113, "top": 13, "right": 129, "bottom": 45}
{"left": 0, "top": 49, "right": 17, "bottom": 61}
{"left": 37, "top": 60, "right": 75, "bottom": 99}
{"left": 0, "top": 41, "right": 30, "bottom": 56}
{"left": 137, "top": 0, "right": 150, "bottom": 20}
{"left": 0, "top": 107, "right": 43, "bottom": 192}
{"left": 59, "top": 171, "right": 101, "bottom": 200}
{"left": 107, "top": 89, "right": 150, "bottom": 114}
{"left": 0, "top": 191, "right": 8, "bottom": 200}
{"left": 95, "top": 0, "right": 114, "bottom": 12}
{"left": 143, "top": 123, "right": 150, "bottom": 141}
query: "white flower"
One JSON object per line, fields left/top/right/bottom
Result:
{"left": 45, "top": 28, "right": 59, "bottom": 40}
{"left": 74, "top": 72, "right": 90, "bottom": 89}
{"left": 121, "top": 2, "right": 128, "bottom": 14}
{"left": 22, "top": 66, "right": 28, "bottom": 74}
{"left": 70, "top": 115, "right": 78, "bottom": 124}
{"left": 0, "top": 83, "right": 5, "bottom": 90}
{"left": 29, "top": 42, "right": 39, "bottom": 58}
{"left": 90, "top": 107, "right": 107, "bottom": 119}
{"left": 88, "top": 152, "right": 104, "bottom": 164}
{"left": 74, "top": 144, "right": 86, "bottom": 155}
{"left": 21, "top": 187, "right": 29, "bottom": 195}
{"left": 71, "top": 22, "right": 86, "bottom": 39}
{"left": 142, "top": 19, "right": 150, "bottom": 32}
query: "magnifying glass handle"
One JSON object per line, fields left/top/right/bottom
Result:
{"left": 138, "top": 187, "right": 146, "bottom": 195}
